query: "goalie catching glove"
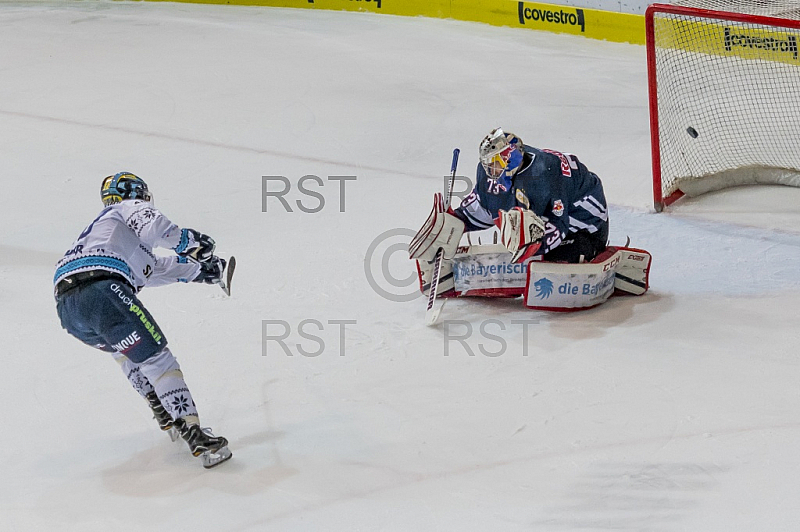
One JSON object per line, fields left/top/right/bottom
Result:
{"left": 408, "top": 193, "right": 465, "bottom": 262}
{"left": 174, "top": 228, "right": 216, "bottom": 263}
{"left": 496, "top": 207, "right": 545, "bottom": 263}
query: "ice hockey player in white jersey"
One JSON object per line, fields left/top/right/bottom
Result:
{"left": 54, "top": 172, "right": 231, "bottom": 468}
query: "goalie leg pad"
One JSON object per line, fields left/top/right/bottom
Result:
{"left": 525, "top": 251, "right": 618, "bottom": 311}
{"left": 523, "top": 247, "right": 652, "bottom": 310}
{"left": 416, "top": 259, "right": 455, "bottom": 297}
{"left": 450, "top": 243, "right": 529, "bottom": 297}
{"left": 613, "top": 247, "right": 651, "bottom": 295}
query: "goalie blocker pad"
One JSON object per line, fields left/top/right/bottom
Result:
{"left": 525, "top": 246, "right": 651, "bottom": 311}
{"left": 408, "top": 193, "right": 465, "bottom": 262}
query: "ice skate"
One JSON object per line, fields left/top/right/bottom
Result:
{"left": 175, "top": 418, "right": 232, "bottom": 468}
{"left": 145, "top": 391, "right": 180, "bottom": 442}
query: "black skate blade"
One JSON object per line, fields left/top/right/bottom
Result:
{"left": 201, "top": 446, "right": 232, "bottom": 469}
{"left": 219, "top": 256, "right": 236, "bottom": 296}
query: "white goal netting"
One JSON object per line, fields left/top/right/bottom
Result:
{"left": 673, "top": 0, "right": 800, "bottom": 18}
{"left": 648, "top": 2, "right": 800, "bottom": 208}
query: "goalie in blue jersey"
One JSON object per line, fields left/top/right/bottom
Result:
{"left": 410, "top": 128, "right": 609, "bottom": 270}
{"left": 410, "top": 129, "right": 649, "bottom": 311}
{"left": 455, "top": 128, "right": 609, "bottom": 264}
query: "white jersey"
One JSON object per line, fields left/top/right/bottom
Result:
{"left": 54, "top": 199, "right": 200, "bottom": 292}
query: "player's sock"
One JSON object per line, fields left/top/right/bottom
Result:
{"left": 137, "top": 347, "right": 200, "bottom": 421}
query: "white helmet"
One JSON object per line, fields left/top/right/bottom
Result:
{"left": 479, "top": 128, "right": 524, "bottom": 178}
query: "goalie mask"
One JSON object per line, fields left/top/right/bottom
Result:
{"left": 479, "top": 128, "right": 524, "bottom": 179}
{"left": 101, "top": 172, "right": 152, "bottom": 206}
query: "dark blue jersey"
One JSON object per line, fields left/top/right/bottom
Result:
{"left": 454, "top": 145, "right": 608, "bottom": 256}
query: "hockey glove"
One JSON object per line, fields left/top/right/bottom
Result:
{"left": 175, "top": 228, "right": 216, "bottom": 263}
{"left": 408, "top": 193, "right": 465, "bottom": 262}
{"left": 192, "top": 256, "right": 226, "bottom": 284}
{"left": 496, "top": 207, "right": 545, "bottom": 263}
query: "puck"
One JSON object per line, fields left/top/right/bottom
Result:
{"left": 687, "top": 126, "right": 699, "bottom": 138}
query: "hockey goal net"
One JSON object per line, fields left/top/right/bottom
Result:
{"left": 647, "top": 1, "right": 800, "bottom": 211}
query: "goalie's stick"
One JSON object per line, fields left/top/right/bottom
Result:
{"left": 425, "top": 148, "right": 460, "bottom": 326}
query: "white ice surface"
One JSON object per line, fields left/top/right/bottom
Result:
{"left": 3, "top": 2, "right": 800, "bottom": 530}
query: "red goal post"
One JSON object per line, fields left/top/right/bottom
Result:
{"left": 646, "top": 3, "right": 800, "bottom": 211}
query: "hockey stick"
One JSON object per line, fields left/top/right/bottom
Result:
{"left": 425, "top": 148, "right": 460, "bottom": 326}
{"left": 186, "top": 254, "right": 236, "bottom": 296}
{"left": 219, "top": 256, "right": 236, "bottom": 296}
